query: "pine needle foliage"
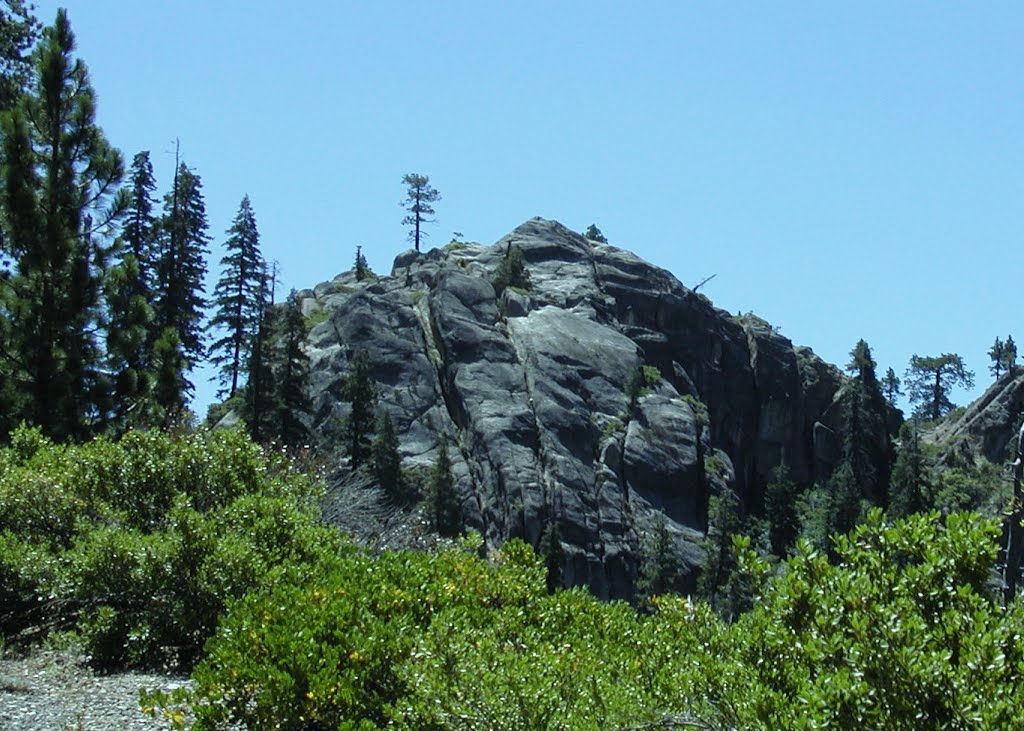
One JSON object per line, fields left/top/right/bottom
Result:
{"left": 208, "top": 195, "right": 265, "bottom": 399}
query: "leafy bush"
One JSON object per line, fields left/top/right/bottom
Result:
{"left": 166, "top": 537, "right": 547, "bottom": 730}
{"left": 0, "top": 425, "right": 330, "bottom": 669}
{"left": 146, "top": 510, "right": 1024, "bottom": 729}
{"left": 732, "top": 510, "right": 1024, "bottom": 727}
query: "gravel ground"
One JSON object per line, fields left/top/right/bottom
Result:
{"left": 0, "top": 650, "right": 192, "bottom": 731}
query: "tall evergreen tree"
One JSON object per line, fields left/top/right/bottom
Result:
{"left": 638, "top": 512, "right": 684, "bottom": 602}
{"left": 537, "top": 516, "right": 565, "bottom": 594}
{"left": 763, "top": 465, "right": 800, "bottom": 556}
{"left": 888, "top": 422, "right": 931, "bottom": 519}
{"left": 401, "top": 173, "right": 440, "bottom": 252}
{"left": 104, "top": 254, "right": 156, "bottom": 428}
{"left": 989, "top": 337, "right": 1006, "bottom": 380}
{"left": 342, "top": 349, "right": 377, "bottom": 470}
{"left": 371, "top": 409, "right": 405, "bottom": 501}
{"left": 882, "top": 367, "right": 902, "bottom": 405}
{"left": 698, "top": 488, "right": 755, "bottom": 620}
{"left": 208, "top": 195, "right": 264, "bottom": 398}
{"left": 273, "top": 289, "right": 312, "bottom": 447}
{"left": 427, "top": 432, "right": 462, "bottom": 537}
{"left": 843, "top": 340, "right": 891, "bottom": 504}
{"left": 0, "top": 10, "right": 126, "bottom": 440}
{"left": 104, "top": 150, "right": 160, "bottom": 427}
{"left": 1002, "top": 335, "right": 1017, "bottom": 376}
{"left": 152, "top": 328, "right": 187, "bottom": 428}
{"left": 243, "top": 265, "right": 277, "bottom": 441}
{"left": 154, "top": 158, "right": 209, "bottom": 408}
{"left": 121, "top": 151, "right": 158, "bottom": 297}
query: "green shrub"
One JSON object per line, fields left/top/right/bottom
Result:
{"left": 732, "top": 510, "right": 1024, "bottom": 727}
{"left": 167, "top": 538, "right": 547, "bottom": 730}
{"left": 0, "top": 427, "right": 329, "bottom": 670}
{"left": 492, "top": 245, "right": 531, "bottom": 297}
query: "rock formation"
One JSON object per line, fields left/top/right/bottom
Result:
{"left": 931, "top": 369, "right": 1024, "bottom": 467}
{"left": 299, "top": 218, "right": 855, "bottom": 598}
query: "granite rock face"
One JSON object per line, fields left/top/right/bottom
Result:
{"left": 931, "top": 370, "right": 1024, "bottom": 466}
{"left": 298, "top": 218, "right": 849, "bottom": 598}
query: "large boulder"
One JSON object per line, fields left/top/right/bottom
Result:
{"left": 302, "top": 218, "right": 852, "bottom": 599}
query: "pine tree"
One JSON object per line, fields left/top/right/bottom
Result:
{"left": 427, "top": 432, "right": 462, "bottom": 537}
{"left": 243, "top": 266, "right": 277, "bottom": 442}
{"left": 638, "top": 512, "right": 683, "bottom": 601}
{"left": 1002, "top": 335, "right": 1017, "bottom": 376}
{"left": 799, "top": 463, "right": 864, "bottom": 557}
{"left": 354, "top": 245, "right": 368, "bottom": 282}
{"left": 537, "top": 516, "right": 566, "bottom": 593}
{"left": 842, "top": 340, "right": 891, "bottom": 504}
{"left": 882, "top": 367, "right": 902, "bottom": 405}
{"left": 104, "top": 254, "right": 156, "bottom": 428}
{"left": 154, "top": 157, "right": 209, "bottom": 407}
{"left": 372, "top": 410, "right": 406, "bottom": 501}
{"left": 208, "top": 195, "right": 264, "bottom": 398}
{"left": 905, "top": 353, "right": 974, "bottom": 421}
{"left": 888, "top": 422, "right": 931, "bottom": 518}
{"left": 121, "top": 151, "right": 159, "bottom": 299}
{"left": 584, "top": 223, "right": 608, "bottom": 243}
{"left": 401, "top": 173, "right": 440, "bottom": 252}
{"left": 152, "top": 328, "right": 187, "bottom": 428}
{"left": 492, "top": 244, "right": 531, "bottom": 298}
{"left": 273, "top": 290, "right": 312, "bottom": 447}
{"left": 990, "top": 337, "right": 1006, "bottom": 380}
{"left": 697, "top": 489, "right": 754, "bottom": 620}
{"left": 104, "top": 150, "right": 160, "bottom": 427}
{"left": 0, "top": 9, "right": 126, "bottom": 440}
{"left": 342, "top": 349, "right": 377, "bottom": 470}
{"left": 764, "top": 465, "right": 800, "bottom": 556}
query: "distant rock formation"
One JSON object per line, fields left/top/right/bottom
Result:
{"left": 931, "top": 369, "right": 1024, "bottom": 467}
{"left": 298, "top": 218, "right": 860, "bottom": 599}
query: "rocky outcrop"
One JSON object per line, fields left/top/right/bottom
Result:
{"left": 298, "top": 218, "right": 852, "bottom": 599}
{"left": 931, "top": 370, "right": 1024, "bottom": 466}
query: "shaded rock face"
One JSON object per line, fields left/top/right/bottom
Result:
{"left": 299, "top": 218, "right": 849, "bottom": 599}
{"left": 932, "top": 370, "right": 1024, "bottom": 466}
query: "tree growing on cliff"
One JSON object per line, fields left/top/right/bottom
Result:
{"left": 342, "top": 349, "right": 377, "bottom": 470}
{"left": 584, "top": 223, "right": 608, "bottom": 243}
{"left": 371, "top": 410, "right": 406, "bottom": 501}
{"left": 637, "top": 513, "right": 684, "bottom": 604}
{"left": 354, "top": 245, "right": 369, "bottom": 281}
{"left": 492, "top": 244, "right": 531, "bottom": 298}
{"left": 427, "top": 432, "right": 462, "bottom": 537}
{"left": 905, "top": 353, "right": 974, "bottom": 421}
{"left": 401, "top": 173, "right": 440, "bottom": 252}
{"left": 989, "top": 335, "right": 1017, "bottom": 380}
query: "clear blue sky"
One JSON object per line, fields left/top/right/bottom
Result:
{"left": 34, "top": 2, "right": 1024, "bottom": 415}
